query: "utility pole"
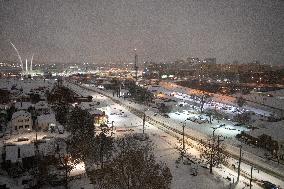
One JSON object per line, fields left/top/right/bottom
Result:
{"left": 142, "top": 113, "right": 145, "bottom": 134}
{"left": 250, "top": 166, "right": 253, "bottom": 189}
{"left": 209, "top": 138, "right": 214, "bottom": 174}
{"left": 111, "top": 121, "right": 114, "bottom": 136}
{"left": 182, "top": 122, "right": 185, "bottom": 152}
{"left": 216, "top": 135, "right": 224, "bottom": 166}
{"left": 237, "top": 145, "right": 242, "bottom": 182}
{"left": 212, "top": 127, "right": 218, "bottom": 138}
{"left": 209, "top": 127, "right": 218, "bottom": 174}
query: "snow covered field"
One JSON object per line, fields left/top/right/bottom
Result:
{"left": 0, "top": 78, "right": 55, "bottom": 94}
{"left": 66, "top": 81, "right": 284, "bottom": 189}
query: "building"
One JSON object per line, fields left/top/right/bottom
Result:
{"left": 76, "top": 102, "right": 108, "bottom": 126}
{"left": 36, "top": 114, "right": 56, "bottom": 131}
{"left": 34, "top": 101, "right": 50, "bottom": 115}
{"left": 3, "top": 137, "right": 66, "bottom": 169}
{"left": 11, "top": 110, "right": 32, "bottom": 133}
{"left": 239, "top": 120, "right": 284, "bottom": 160}
{"left": 203, "top": 58, "right": 216, "bottom": 64}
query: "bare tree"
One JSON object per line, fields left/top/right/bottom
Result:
{"left": 200, "top": 136, "right": 228, "bottom": 174}
{"left": 53, "top": 104, "right": 70, "bottom": 126}
{"left": 54, "top": 138, "right": 81, "bottom": 189}
{"left": 93, "top": 131, "right": 114, "bottom": 168}
{"left": 159, "top": 103, "right": 172, "bottom": 114}
{"left": 236, "top": 96, "right": 246, "bottom": 108}
{"left": 195, "top": 92, "right": 211, "bottom": 113}
{"left": 88, "top": 134, "right": 172, "bottom": 189}
{"left": 204, "top": 109, "right": 214, "bottom": 124}
{"left": 210, "top": 109, "right": 224, "bottom": 123}
{"left": 233, "top": 112, "right": 251, "bottom": 124}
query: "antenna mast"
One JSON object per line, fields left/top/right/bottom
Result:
{"left": 134, "top": 49, "right": 138, "bottom": 82}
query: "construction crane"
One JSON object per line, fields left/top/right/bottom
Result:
{"left": 134, "top": 48, "right": 138, "bottom": 82}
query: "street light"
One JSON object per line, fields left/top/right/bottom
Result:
{"left": 211, "top": 126, "right": 221, "bottom": 138}
{"left": 249, "top": 166, "right": 259, "bottom": 189}
{"left": 180, "top": 120, "right": 187, "bottom": 154}
{"left": 142, "top": 112, "right": 146, "bottom": 134}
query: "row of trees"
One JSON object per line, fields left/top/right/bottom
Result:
{"left": 52, "top": 106, "right": 172, "bottom": 188}
{"left": 47, "top": 85, "right": 76, "bottom": 104}
{"left": 128, "top": 82, "right": 154, "bottom": 105}
{"left": 88, "top": 134, "right": 172, "bottom": 189}
{"left": 200, "top": 135, "right": 228, "bottom": 173}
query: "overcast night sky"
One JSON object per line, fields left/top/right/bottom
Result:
{"left": 0, "top": 0, "right": 283, "bottom": 65}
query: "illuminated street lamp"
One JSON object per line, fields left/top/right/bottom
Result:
{"left": 180, "top": 120, "right": 187, "bottom": 154}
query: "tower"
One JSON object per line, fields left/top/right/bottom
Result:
{"left": 134, "top": 49, "right": 138, "bottom": 82}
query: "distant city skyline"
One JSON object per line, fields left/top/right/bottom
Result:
{"left": 0, "top": 0, "right": 283, "bottom": 65}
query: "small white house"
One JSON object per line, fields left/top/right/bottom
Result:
{"left": 11, "top": 110, "right": 33, "bottom": 133}
{"left": 36, "top": 114, "right": 56, "bottom": 131}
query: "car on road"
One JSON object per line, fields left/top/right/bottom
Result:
{"left": 262, "top": 181, "right": 279, "bottom": 189}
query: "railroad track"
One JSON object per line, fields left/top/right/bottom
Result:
{"left": 68, "top": 81, "right": 284, "bottom": 188}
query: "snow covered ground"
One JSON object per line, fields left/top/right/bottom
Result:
{"left": 0, "top": 78, "right": 55, "bottom": 94}
{"left": 159, "top": 81, "right": 284, "bottom": 118}
{"left": 242, "top": 90, "right": 284, "bottom": 112}
{"left": 66, "top": 81, "right": 284, "bottom": 189}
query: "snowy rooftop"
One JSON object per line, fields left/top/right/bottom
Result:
{"left": 77, "top": 102, "right": 99, "bottom": 110}
{"left": 37, "top": 113, "right": 56, "bottom": 123}
{"left": 0, "top": 79, "right": 55, "bottom": 94}
{"left": 77, "top": 102, "right": 105, "bottom": 115}
{"left": 5, "top": 143, "right": 35, "bottom": 163}
{"left": 89, "top": 109, "right": 104, "bottom": 115}
{"left": 34, "top": 101, "right": 50, "bottom": 110}
{"left": 11, "top": 110, "right": 31, "bottom": 120}
{"left": 5, "top": 139, "right": 64, "bottom": 163}
{"left": 3, "top": 132, "right": 69, "bottom": 163}
{"left": 14, "top": 102, "right": 33, "bottom": 110}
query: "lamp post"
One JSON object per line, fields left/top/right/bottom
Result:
{"left": 142, "top": 112, "right": 146, "bottom": 134}
{"left": 209, "top": 126, "right": 221, "bottom": 173}
{"left": 142, "top": 109, "right": 149, "bottom": 134}
{"left": 249, "top": 166, "right": 258, "bottom": 189}
{"left": 180, "top": 120, "right": 187, "bottom": 156}
{"left": 217, "top": 135, "right": 224, "bottom": 166}
{"left": 182, "top": 121, "right": 185, "bottom": 152}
